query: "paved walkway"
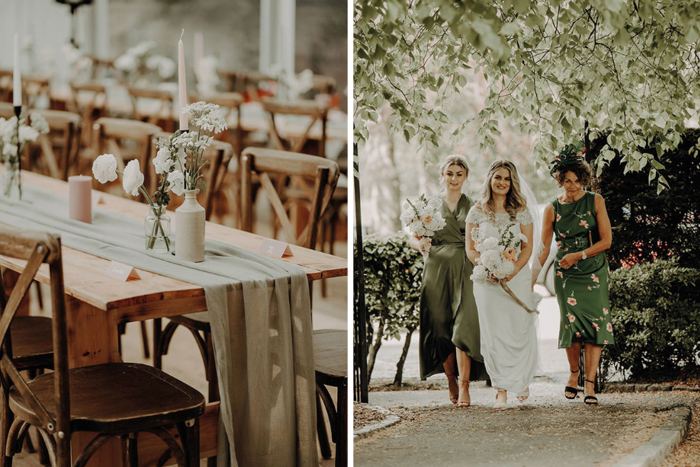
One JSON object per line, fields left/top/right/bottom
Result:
{"left": 355, "top": 379, "right": 700, "bottom": 466}
{"left": 358, "top": 290, "right": 699, "bottom": 466}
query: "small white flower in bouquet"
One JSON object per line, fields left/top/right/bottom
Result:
{"left": 400, "top": 194, "right": 446, "bottom": 257}
{"left": 0, "top": 113, "right": 49, "bottom": 198}
{"left": 470, "top": 229, "right": 520, "bottom": 282}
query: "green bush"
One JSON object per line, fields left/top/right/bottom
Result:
{"left": 360, "top": 231, "right": 423, "bottom": 384}
{"left": 591, "top": 129, "right": 700, "bottom": 270}
{"left": 604, "top": 258, "right": 700, "bottom": 380}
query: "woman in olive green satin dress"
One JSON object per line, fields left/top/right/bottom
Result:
{"left": 536, "top": 144, "right": 614, "bottom": 405}
{"left": 410, "top": 155, "right": 488, "bottom": 407}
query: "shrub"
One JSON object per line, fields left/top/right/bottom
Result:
{"left": 360, "top": 231, "right": 423, "bottom": 385}
{"left": 604, "top": 258, "right": 700, "bottom": 380}
{"left": 591, "top": 129, "right": 700, "bottom": 270}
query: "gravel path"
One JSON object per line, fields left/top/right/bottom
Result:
{"left": 354, "top": 382, "right": 700, "bottom": 467}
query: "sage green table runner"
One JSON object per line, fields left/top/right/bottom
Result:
{"left": 0, "top": 186, "right": 316, "bottom": 467}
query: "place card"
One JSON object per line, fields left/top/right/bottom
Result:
{"left": 259, "top": 238, "right": 293, "bottom": 258}
{"left": 106, "top": 261, "right": 141, "bottom": 282}
{"left": 93, "top": 194, "right": 105, "bottom": 207}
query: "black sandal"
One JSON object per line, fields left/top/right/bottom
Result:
{"left": 565, "top": 368, "right": 579, "bottom": 399}
{"left": 584, "top": 379, "right": 598, "bottom": 405}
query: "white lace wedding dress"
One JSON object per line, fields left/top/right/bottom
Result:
{"left": 467, "top": 208, "right": 539, "bottom": 396}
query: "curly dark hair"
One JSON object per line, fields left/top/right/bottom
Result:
{"left": 553, "top": 160, "right": 593, "bottom": 188}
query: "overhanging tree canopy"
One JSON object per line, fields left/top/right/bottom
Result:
{"left": 355, "top": 0, "right": 700, "bottom": 191}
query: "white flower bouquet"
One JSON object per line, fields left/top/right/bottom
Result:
{"left": 154, "top": 101, "right": 228, "bottom": 193}
{"left": 92, "top": 153, "right": 173, "bottom": 252}
{"left": 0, "top": 112, "right": 49, "bottom": 198}
{"left": 471, "top": 226, "right": 527, "bottom": 282}
{"left": 400, "top": 194, "right": 446, "bottom": 256}
{"left": 470, "top": 224, "right": 539, "bottom": 314}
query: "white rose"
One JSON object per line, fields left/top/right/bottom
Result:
{"left": 471, "top": 265, "right": 487, "bottom": 281}
{"left": 400, "top": 207, "right": 414, "bottom": 226}
{"left": 122, "top": 159, "right": 144, "bottom": 196}
{"left": 482, "top": 237, "right": 499, "bottom": 251}
{"left": 168, "top": 170, "right": 185, "bottom": 196}
{"left": 92, "top": 154, "right": 118, "bottom": 184}
{"left": 153, "top": 147, "right": 174, "bottom": 175}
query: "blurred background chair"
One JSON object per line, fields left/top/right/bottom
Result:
{"left": 127, "top": 86, "right": 177, "bottom": 133}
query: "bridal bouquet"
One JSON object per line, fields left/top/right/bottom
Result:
{"left": 471, "top": 227, "right": 526, "bottom": 282}
{"left": 400, "top": 194, "right": 446, "bottom": 255}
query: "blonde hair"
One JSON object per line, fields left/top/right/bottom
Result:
{"left": 438, "top": 154, "right": 469, "bottom": 194}
{"left": 476, "top": 160, "right": 527, "bottom": 221}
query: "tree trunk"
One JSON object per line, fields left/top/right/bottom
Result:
{"left": 366, "top": 320, "right": 385, "bottom": 382}
{"left": 393, "top": 326, "right": 416, "bottom": 387}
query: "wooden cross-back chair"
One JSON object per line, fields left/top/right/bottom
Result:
{"left": 241, "top": 147, "right": 339, "bottom": 249}
{"left": 0, "top": 225, "right": 205, "bottom": 466}
{"left": 29, "top": 110, "right": 82, "bottom": 181}
{"left": 127, "top": 87, "right": 177, "bottom": 133}
{"left": 0, "top": 70, "right": 13, "bottom": 104}
{"left": 262, "top": 98, "right": 329, "bottom": 160}
{"left": 91, "top": 118, "right": 161, "bottom": 196}
{"left": 311, "top": 75, "right": 337, "bottom": 95}
{"left": 68, "top": 81, "right": 107, "bottom": 148}
{"left": 23, "top": 75, "right": 51, "bottom": 109}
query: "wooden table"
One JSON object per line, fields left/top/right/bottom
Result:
{"left": 0, "top": 170, "right": 347, "bottom": 465}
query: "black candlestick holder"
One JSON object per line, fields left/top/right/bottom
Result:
{"left": 14, "top": 105, "right": 22, "bottom": 200}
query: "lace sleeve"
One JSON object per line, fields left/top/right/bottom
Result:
{"left": 466, "top": 207, "right": 486, "bottom": 225}
{"left": 516, "top": 208, "right": 533, "bottom": 225}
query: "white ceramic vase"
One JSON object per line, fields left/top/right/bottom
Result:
{"left": 175, "top": 189, "right": 205, "bottom": 262}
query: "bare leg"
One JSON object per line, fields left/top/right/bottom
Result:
{"left": 583, "top": 343, "right": 602, "bottom": 403}
{"left": 455, "top": 349, "right": 471, "bottom": 407}
{"left": 495, "top": 390, "right": 507, "bottom": 409}
{"left": 443, "top": 352, "right": 458, "bottom": 404}
{"left": 565, "top": 342, "right": 582, "bottom": 397}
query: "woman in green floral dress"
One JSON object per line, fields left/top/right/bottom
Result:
{"left": 536, "top": 142, "right": 614, "bottom": 405}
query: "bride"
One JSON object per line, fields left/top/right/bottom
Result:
{"left": 465, "top": 160, "right": 539, "bottom": 409}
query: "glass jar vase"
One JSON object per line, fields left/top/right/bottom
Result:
{"left": 144, "top": 205, "right": 172, "bottom": 253}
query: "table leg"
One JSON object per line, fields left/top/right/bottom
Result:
{"left": 65, "top": 296, "right": 122, "bottom": 465}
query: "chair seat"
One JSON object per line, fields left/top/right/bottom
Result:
{"left": 9, "top": 363, "right": 205, "bottom": 433}
{"left": 11, "top": 316, "right": 53, "bottom": 370}
{"left": 313, "top": 330, "right": 347, "bottom": 383}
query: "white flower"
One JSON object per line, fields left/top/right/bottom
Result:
{"left": 29, "top": 113, "right": 49, "bottom": 135}
{"left": 471, "top": 265, "right": 487, "bottom": 281}
{"left": 122, "top": 160, "right": 144, "bottom": 196}
{"left": 18, "top": 126, "right": 39, "bottom": 144}
{"left": 153, "top": 147, "right": 175, "bottom": 175}
{"left": 482, "top": 237, "right": 499, "bottom": 250}
{"left": 168, "top": 170, "right": 185, "bottom": 196}
{"left": 183, "top": 101, "right": 228, "bottom": 134}
{"left": 427, "top": 196, "right": 442, "bottom": 210}
{"left": 519, "top": 233, "right": 528, "bottom": 243}
{"left": 2, "top": 144, "right": 17, "bottom": 157}
{"left": 114, "top": 53, "right": 137, "bottom": 72}
{"left": 400, "top": 206, "right": 415, "bottom": 226}
{"left": 92, "top": 154, "right": 118, "bottom": 184}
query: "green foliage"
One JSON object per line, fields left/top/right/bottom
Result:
{"left": 605, "top": 258, "right": 700, "bottom": 380}
{"left": 360, "top": 231, "right": 423, "bottom": 342}
{"left": 355, "top": 0, "right": 700, "bottom": 187}
{"left": 591, "top": 129, "right": 700, "bottom": 269}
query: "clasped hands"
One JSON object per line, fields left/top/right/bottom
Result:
{"left": 558, "top": 252, "right": 581, "bottom": 270}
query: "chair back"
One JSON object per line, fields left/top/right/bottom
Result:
{"left": 31, "top": 110, "right": 82, "bottom": 181}
{"left": 23, "top": 74, "right": 51, "bottom": 109}
{"left": 0, "top": 70, "right": 12, "bottom": 103}
{"left": 127, "top": 87, "right": 176, "bottom": 132}
{"left": 262, "top": 98, "right": 329, "bottom": 159}
{"left": 93, "top": 118, "right": 162, "bottom": 193}
{"left": 241, "top": 148, "right": 339, "bottom": 249}
{"left": 0, "top": 102, "right": 15, "bottom": 118}
{"left": 311, "top": 75, "right": 337, "bottom": 95}
{"left": 69, "top": 81, "right": 107, "bottom": 148}
{"left": 0, "top": 226, "right": 70, "bottom": 463}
